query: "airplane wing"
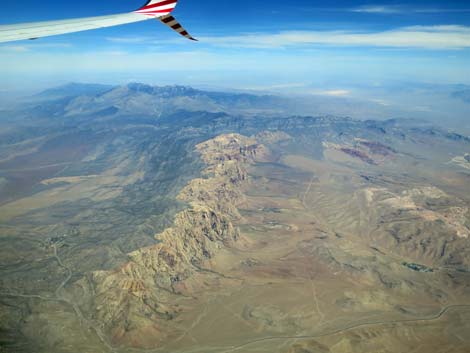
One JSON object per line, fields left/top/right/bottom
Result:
{"left": 0, "top": 0, "right": 196, "bottom": 43}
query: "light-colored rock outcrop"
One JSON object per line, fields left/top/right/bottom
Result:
{"left": 82, "top": 134, "right": 269, "bottom": 347}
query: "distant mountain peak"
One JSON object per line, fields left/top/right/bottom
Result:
{"left": 123, "top": 82, "right": 199, "bottom": 97}
{"left": 125, "top": 82, "right": 155, "bottom": 94}
{"left": 37, "top": 82, "right": 114, "bottom": 99}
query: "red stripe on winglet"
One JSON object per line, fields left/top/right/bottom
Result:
{"left": 137, "top": 9, "right": 172, "bottom": 13}
{"left": 137, "top": 11, "right": 171, "bottom": 16}
{"left": 140, "top": 0, "right": 177, "bottom": 10}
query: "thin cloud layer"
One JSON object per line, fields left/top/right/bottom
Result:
{"left": 351, "top": 5, "right": 405, "bottom": 14}
{"left": 351, "top": 5, "right": 470, "bottom": 14}
{"left": 200, "top": 26, "right": 470, "bottom": 50}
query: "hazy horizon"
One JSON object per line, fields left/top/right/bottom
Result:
{"left": 1, "top": 0, "right": 470, "bottom": 92}
{"left": 2, "top": 79, "right": 469, "bottom": 135}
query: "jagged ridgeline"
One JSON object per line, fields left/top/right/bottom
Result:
{"left": 0, "top": 84, "right": 469, "bottom": 353}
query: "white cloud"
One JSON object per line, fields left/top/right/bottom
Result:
{"left": 200, "top": 25, "right": 470, "bottom": 50}
{"left": 0, "top": 42, "right": 72, "bottom": 53}
{"left": 370, "top": 98, "right": 391, "bottom": 106}
{"left": 1, "top": 32, "right": 470, "bottom": 87}
{"left": 106, "top": 36, "right": 150, "bottom": 44}
{"left": 351, "top": 5, "right": 470, "bottom": 14}
{"left": 352, "top": 5, "right": 404, "bottom": 14}
{"left": 241, "top": 82, "right": 310, "bottom": 93}
{"left": 312, "top": 90, "right": 351, "bottom": 97}
{"left": 0, "top": 45, "right": 30, "bottom": 52}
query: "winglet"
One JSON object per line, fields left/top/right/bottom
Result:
{"left": 160, "top": 15, "right": 197, "bottom": 41}
{"left": 134, "top": 0, "right": 179, "bottom": 17}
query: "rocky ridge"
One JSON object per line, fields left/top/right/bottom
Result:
{"left": 79, "top": 134, "right": 269, "bottom": 347}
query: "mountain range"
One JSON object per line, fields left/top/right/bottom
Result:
{"left": 0, "top": 83, "right": 469, "bottom": 353}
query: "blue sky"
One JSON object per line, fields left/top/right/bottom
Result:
{"left": 0, "top": 0, "right": 470, "bottom": 92}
